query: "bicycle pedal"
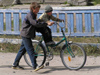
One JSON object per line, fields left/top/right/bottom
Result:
{"left": 68, "top": 41, "right": 73, "bottom": 44}
{"left": 45, "top": 62, "right": 49, "bottom": 66}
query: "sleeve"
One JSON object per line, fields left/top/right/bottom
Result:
{"left": 50, "top": 15, "right": 62, "bottom": 22}
{"left": 27, "top": 13, "right": 47, "bottom": 27}
{"left": 38, "top": 13, "right": 49, "bottom": 22}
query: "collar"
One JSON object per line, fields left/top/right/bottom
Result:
{"left": 30, "top": 11, "right": 37, "bottom": 19}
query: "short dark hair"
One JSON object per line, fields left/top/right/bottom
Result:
{"left": 30, "top": 2, "right": 41, "bottom": 11}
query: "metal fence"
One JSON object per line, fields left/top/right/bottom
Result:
{"left": 0, "top": 6, "right": 100, "bottom": 37}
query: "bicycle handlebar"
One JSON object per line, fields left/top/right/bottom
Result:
{"left": 54, "top": 21, "right": 71, "bottom": 35}
{"left": 54, "top": 21, "right": 65, "bottom": 29}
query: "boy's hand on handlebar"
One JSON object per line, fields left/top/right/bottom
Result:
{"left": 47, "top": 22, "right": 54, "bottom": 26}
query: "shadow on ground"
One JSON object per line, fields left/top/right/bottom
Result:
{"left": 0, "top": 65, "right": 100, "bottom": 74}
{"left": 36, "top": 65, "right": 100, "bottom": 74}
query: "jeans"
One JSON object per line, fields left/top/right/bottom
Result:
{"left": 13, "top": 37, "right": 37, "bottom": 68}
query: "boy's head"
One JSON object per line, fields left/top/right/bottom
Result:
{"left": 45, "top": 5, "right": 53, "bottom": 14}
{"left": 30, "top": 2, "right": 41, "bottom": 14}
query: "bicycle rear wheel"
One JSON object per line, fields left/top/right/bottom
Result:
{"left": 60, "top": 43, "right": 86, "bottom": 70}
{"left": 24, "top": 41, "right": 46, "bottom": 67}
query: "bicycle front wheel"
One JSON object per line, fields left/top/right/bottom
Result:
{"left": 24, "top": 41, "right": 46, "bottom": 67}
{"left": 60, "top": 43, "right": 86, "bottom": 70}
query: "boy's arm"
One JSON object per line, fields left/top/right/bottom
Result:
{"left": 38, "top": 13, "right": 49, "bottom": 22}
{"left": 51, "top": 15, "right": 63, "bottom": 22}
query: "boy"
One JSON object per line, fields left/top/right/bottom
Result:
{"left": 38, "top": 5, "right": 64, "bottom": 45}
{"left": 12, "top": 2, "right": 51, "bottom": 71}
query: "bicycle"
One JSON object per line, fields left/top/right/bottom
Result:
{"left": 24, "top": 22, "right": 87, "bottom": 70}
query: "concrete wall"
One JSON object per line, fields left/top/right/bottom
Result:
{"left": 18, "top": 0, "right": 88, "bottom": 5}
{"left": 67, "top": 0, "right": 87, "bottom": 5}
{"left": 0, "top": 0, "right": 67, "bottom": 6}
{"left": 0, "top": 0, "right": 15, "bottom": 6}
{"left": 18, "top": 0, "right": 67, "bottom": 4}
{"left": 0, "top": 0, "right": 89, "bottom": 6}
{"left": 19, "top": 0, "right": 44, "bottom": 4}
{"left": 43, "top": 0, "right": 67, "bottom": 3}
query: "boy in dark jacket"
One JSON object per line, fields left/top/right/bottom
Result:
{"left": 12, "top": 2, "right": 50, "bottom": 71}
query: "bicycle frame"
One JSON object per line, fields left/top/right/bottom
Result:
{"left": 47, "top": 27, "right": 74, "bottom": 57}
{"left": 49, "top": 28, "right": 75, "bottom": 57}
{"left": 35, "top": 22, "right": 75, "bottom": 57}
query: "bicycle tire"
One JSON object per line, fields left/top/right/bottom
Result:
{"left": 24, "top": 41, "right": 46, "bottom": 67}
{"left": 60, "top": 43, "right": 87, "bottom": 70}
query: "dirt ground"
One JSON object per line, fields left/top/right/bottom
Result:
{"left": 0, "top": 53, "right": 100, "bottom": 75}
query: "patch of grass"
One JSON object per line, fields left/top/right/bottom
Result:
{"left": 64, "top": 1, "right": 68, "bottom": 4}
{"left": 92, "top": 0, "right": 100, "bottom": 5}
{"left": 0, "top": 34, "right": 100, "bottom": 56}
{"left": 0, "top": 42, "right": 100, "bottom": 56}
{"left": 53, "top": 37, "right": 100, "bottom": 43}
{"left": 0, "top": 43, "right": 20, "bottom": 53}
{"left": 0, "top": 35, "right": 21, "bottom": 39}
{"left": 84, "top": 45, "right": 100, "bottom": 56}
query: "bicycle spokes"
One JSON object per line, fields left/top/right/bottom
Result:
{"left": 61, "top": 43, "right": 86, "bottom": 70}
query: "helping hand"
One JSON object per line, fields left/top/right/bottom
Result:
{"left": 47, "top": 22, "right": 54, "bottom": 26}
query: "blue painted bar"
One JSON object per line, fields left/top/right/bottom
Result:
{"left": 84, "top": 13, "right": 91, "bottom": 32}
{"left": 5, "top": 12, "right": 12, "bottom": 31}
{"left": 93, "top": 13, "right": 100, "bottom": 32}
{"left": 67, "top": 13, "right": 74, "bottom": 34}
{"left": 59, "top": 13, "right": 66, "bottom": 32}
{"left": 76, "top": 13, "right": 83, "bottom": 33}
{"left": 0, "top": 12, "right": 4, "bottom": 32}
{"left": 13, "top": 12, "right": 19, "bottom": 31}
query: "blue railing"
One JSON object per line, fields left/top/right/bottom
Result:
{"left": 0, "top": 6, "right": 100, "bottom": 37}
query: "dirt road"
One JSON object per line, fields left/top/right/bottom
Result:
{"left": 0, "top": 52, "right": 100, "bottom": 75}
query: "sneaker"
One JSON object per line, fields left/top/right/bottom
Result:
{"left": 34, "top": 65, "right": 44, "bottom": 72}
{"left": 46, "top": 41, "right": 55, "bottom": 45}
{"left": 12, "top": 66, "right": 24, "bottom": 70}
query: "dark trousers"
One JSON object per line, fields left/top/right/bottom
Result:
{"left": 36, "top": 27, "right": 53, "bottom": 43}
{"left": 13, "top": 37, "right": 37, "bottom": 68}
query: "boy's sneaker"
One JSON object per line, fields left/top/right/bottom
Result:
{"left": 12, "top": 66, "right": 24, "bottom": 70}
{"left": 46, "top": 41, "right": 55, "bottom": 45}
{"left": 34, "top": 65, "right": 44, "bottom": 72}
